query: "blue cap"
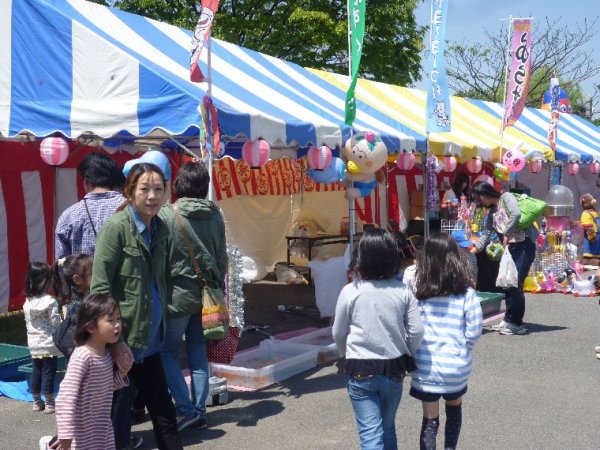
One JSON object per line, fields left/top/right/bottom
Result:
{"left": 122, "top": 150, "right": 171, "bottom": 181}
{"left": 451, "top": 230, "right": 473, "bottom": 248}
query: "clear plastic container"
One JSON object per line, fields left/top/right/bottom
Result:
{"left": 209, "top": 339, "right": 318, "bottom": 390}
{"left": 545, "top": 185, "right": 574, "bottom": 216}
{"left": 280, "top": 327, "right": 339, "bottom": 364}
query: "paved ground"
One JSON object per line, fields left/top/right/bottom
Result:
{"left": 2, "top": 292, "right": 600, "bottom": 449}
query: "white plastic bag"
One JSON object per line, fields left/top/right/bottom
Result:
{"left": 496, "top": 247, "right": 518, "bottom": 288}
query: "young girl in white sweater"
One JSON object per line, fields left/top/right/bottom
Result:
{"left": 23, "top": 261, "right": 62, "bottom": 413}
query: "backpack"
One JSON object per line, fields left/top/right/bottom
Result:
{"left": 512, "top": 193, "right": 547, "bottom": 230}
{"left": 52, "top": 303, "right": 80, "bottom": 359}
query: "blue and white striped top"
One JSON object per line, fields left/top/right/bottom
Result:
{"left": 410, "top": 287, "right": 483, "bottom": 394}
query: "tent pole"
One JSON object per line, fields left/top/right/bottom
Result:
{"left": 498, "top": 16, "right": 513, "bottom": 161}
{"left": 424, "top": 133, "right": 430, "bottom": 239}
{"left": 206, "top": 28, "right": 215, "bottom": 202}
{"left": 346, "top": 0, "right": 355, "bottom": 256}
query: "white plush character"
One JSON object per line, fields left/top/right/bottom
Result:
{"left": 343, "top": 131, "right": 388, "bottom": 199}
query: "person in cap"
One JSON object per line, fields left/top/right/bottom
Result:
{"left": 450, "top": 230, "right": 478, "bottom": 281}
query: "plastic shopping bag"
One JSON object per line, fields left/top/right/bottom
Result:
{"left": 496, "top": 247, "right": 518, "bottom": 288}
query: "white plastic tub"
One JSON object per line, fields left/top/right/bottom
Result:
{"left": 281, "top": 327, "right": 339, "bottom": 364}
{"left": 210, "top": 339, "right": 318, "bottom": 390}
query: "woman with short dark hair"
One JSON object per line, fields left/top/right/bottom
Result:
{"left": 159, "top": 159, "right": 227, "bottom": 432}
{"left": 333, "top": 228, "right": 424, "bottom": 450}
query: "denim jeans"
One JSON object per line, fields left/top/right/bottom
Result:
{"left": 30, "top": 356, "right": 57, "bottom": 396}
{"left": 161, "top": 314, "right": 208, "bottom": 418}
{"left": 505, "top": 238, "right": 536, "bottom": 326}
{"left": 346, "top": 374, "right": 404, "bottom": 450}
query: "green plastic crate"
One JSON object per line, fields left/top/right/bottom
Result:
{"left": 18, "top": 356, "right": 66, "bottom": 391}
{"left": 0, "top": 344, "right": 32, "bottom": 381}
{"left": 477, "top": 292, "right": 505, "bottom": 317}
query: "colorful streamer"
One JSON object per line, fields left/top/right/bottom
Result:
{"left": 190, "top": 0, "right": 220, "bottom": 82}
{"left": 503, "top": 19, "right": 533, "bottom": 129}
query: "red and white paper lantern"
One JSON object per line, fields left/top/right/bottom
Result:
{"left": 442, "top": 154, "right": 457, "bottom": 172}
{"left": 590, "top": 161, "right": 600, "bottom": 174}
{"left": 474, "top": 174, "right": 494, "bottom": 186}
{"left": 395, "top": 151, "right": 415, "bottom": 171}
{"left": 39, "top": 137, "right": 69, "bottom": 166}
{"left": 465, "top": 157, "right": 482, "bottom": 174}
{"left": 568, "top": 162, "right": 580, "bottom": 175}
{"left": 242, "top": 139, "right": 270, "bottom": 168}
{"left": 528, "top": 159, "right": 542, "bottom": 173}
{"left": 307, "top": 145, "right": 332, "bottom": 170}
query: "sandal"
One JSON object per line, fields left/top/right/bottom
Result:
{"left": 594, "top": 346, "right": 600, "bottom": 353}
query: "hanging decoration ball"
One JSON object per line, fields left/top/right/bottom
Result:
{"left": 528, "top": 159, "right": 543, "bottom": 174}
{"left": 568, "top": 162, "right": 580, "bottom": 175}
{"left": 442, "top": 154, "right": 457, "bottom": 172}
{"left": 502, "top": 147, "right": 526, "bottom": 173}
{"left": 39, "top": 137, "right": 69, "bottom": 166}
{"left": 590, "top": 161, "right": 600, "bottom": 175}
{"left": 492, "top": 164, "right": 510, "bottom": 182}
{"left": 242, "top": 138, "right": 270, "bottom": 168}
{"left": 307, "top": 145, "right": 332, "bottom": 171}
{"left": 395, "top": 151, "right": 415, "bottom": 171}
{"left": 465, "top": 157, "right": 482, "bottom": 174}
{"left": 474, "top": 174, "right": 494, "bottom": 186}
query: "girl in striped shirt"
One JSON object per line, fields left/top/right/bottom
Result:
{"left": 410, "top": 233, "right": 483, "bottom": 450}
{"left": 42, "top": 294, "right": 131, "bottom": 450}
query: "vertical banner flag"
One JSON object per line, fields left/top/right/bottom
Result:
{"left": 426, "top": 0, "right": 451, "bottom": 133}
{"left": 503, "top": 19, "right": 533, "bottom": 128}
{"left": 345, "top": 0, "right": 367, "bottom": 126}
{"left": 548, "top": 74, "right": 560, "bottom": 152}
{"left": 190, "top": 0, "right": 220, "bottom": 82}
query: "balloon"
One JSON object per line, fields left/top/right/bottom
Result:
{"left": 307, "top": 157, "right": 347, "bottom": 184}
{"left": 493, "top": 165, "right": 510, "bottom": 181}
{"left": 503, "top": 148, "right": 526, "bottom": 173}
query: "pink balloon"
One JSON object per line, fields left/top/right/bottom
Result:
{"left": 474, "top": 174, "right": 494, "bottom": 186}
{"left": 502, "top": 148, "right": 526, "bottom": 172}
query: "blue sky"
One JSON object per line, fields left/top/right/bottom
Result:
{"left": 413, "top": 0, "right": 599, "bottom": 98}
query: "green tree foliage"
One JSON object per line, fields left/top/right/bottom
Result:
{"left": 90, "top": 0, "right": 425, "bottom": 86}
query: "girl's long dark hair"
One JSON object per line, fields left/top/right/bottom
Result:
{"left": 452, "top": 172, "right": 470, "bottom": 198}
{"left": 24, "top": 262, "right": 52, "bottom": 298}
{"left": 415, "top": 232, "right": 474, "bottom": 300}
{"left": 472, "top": 181, "right": 502, "bottom": 200}
{"left": 51, "top": 254, "right": 94, "bottom": 307}
{"left": 74, "top": 293, "right": 120, "bottom": 346}
{"left": 349, "top": 228, "right": 401, "bottom": 280}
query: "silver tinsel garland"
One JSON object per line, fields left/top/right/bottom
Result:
{"left": 226, "top": 244, "right": 245, "bottom": 329}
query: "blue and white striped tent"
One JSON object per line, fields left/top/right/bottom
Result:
{"left": 0, "top": 0, "right": 426, "bottom": 155}
{"left": 473, "top": 99, "right": 600, "bottom": 162}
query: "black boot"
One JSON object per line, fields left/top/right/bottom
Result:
{"left": 420, "top": 416, "right": 440, "bottom": 450}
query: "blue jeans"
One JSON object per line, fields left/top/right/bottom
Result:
{"left": 162, "top": 314, "right": 208, "bottom": 418}
{"left": 346, "top": 374, "right": 404, "bottom": 450}
{"left": 505, "top": 238, "right": 536, "bottom": 326}
{"left": 30, "top": 356, "right": 57, "bottom": 397}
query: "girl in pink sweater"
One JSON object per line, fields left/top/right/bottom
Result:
{"left": 41, "top": 294, "right": 132, "bottom": 450}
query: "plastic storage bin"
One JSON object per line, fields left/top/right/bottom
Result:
{"left": 210, "top": 339, "right": 318, "bottom": 390}
{"left": 18, "top": 356, "right": 66, "bottom": 391}
{"left": 477, "top": 292, "right": 505, "bottom": 317}
{"left": 280, "top": 327, "right": 339, "bottom": 364}
{"left": 0, "top": 344, "right": 32, "bottom": 381}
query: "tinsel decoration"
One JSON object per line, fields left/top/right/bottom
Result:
{"left": 226, "top": 244, "right": 245, "bottom": 329}
{"left": 425, "top": 155, "right": 439, "bottom": 210}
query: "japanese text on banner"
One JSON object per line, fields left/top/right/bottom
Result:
{"left": 190, "top": 0, "right": 220, "bottom": 83}
{"left": 425, "top": 0, "right": 451, "bottom": 133}
{"left": 503, "top": 19, "right": 533, "bottom": 129}
{"left": 345, "top": 0, "right": 367, "bottom": 126}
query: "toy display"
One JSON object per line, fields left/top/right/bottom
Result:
{"left": 342, "top": 131, "right": 388, "bottom": 199}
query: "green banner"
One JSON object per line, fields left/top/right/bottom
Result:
{"left": 345, "top": 0, "right": 367, "bottom": 126}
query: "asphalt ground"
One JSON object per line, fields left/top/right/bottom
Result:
{"left": 2, "top": 292, "right": 600, "bottom": 449}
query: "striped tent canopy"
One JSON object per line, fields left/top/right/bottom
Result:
{"left": 0, "top": 0, "right": 425, "bottom": 155}
{"left": 311, "top": 69, "right": 600, "bottom": 163}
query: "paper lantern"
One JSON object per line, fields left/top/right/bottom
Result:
{"left": 396, "top": 151, "right": 415, "bottom": 171}
{"left": 529, "top": 159, "right": 542, "bottom": 173}
{"left": 242, "top": 139, "right": 270, "bottom": 168}
{"left": 474, "top": 174, "right": 494, "bottom": 186}
{"left": 442, "top": 154, "right": 457, "bottom": 172}
{"left": 568, "top": 162, "right": 580, "bottom": 175}
{"left": 307, "top": 145, "right": 332, "bottom": 170}
{"left": 465, "top": 157, "right": 482, "bottom": 174}
{"left": 39, "top": 137, "right": 69, "bottom": 166}
{"left": 590, "top": 161, "right": 600, "bottom": 174}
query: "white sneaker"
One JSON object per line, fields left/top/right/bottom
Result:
{"left": 39, "top": 436, "right": 56, "bottom": 450}
{"left": 498, "top": 322, "right": 528, "bottom": 335}
{"left": 484, "top": 320, "right": 506, "bottom": 332}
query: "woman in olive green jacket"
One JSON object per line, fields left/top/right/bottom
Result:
{"left": 91, "top": 162, "right": 182, "bottom": 450}
{"left": 159, "top": 160, "right": 227, "bottom": 432}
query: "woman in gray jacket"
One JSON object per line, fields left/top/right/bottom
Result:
{"left": 159, "top": 160, "right": 227, "bottom": 432}
{"left": 471, "top": 182, "right": 537, "bottom": 335}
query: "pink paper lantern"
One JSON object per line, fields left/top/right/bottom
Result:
{"left": 528, "top": 160, "right": 542, "bottom": 173}
{"left": 590, "top": 161, "right": 600, "bottom": 174}
{"left": 465, "top": 157, "right": 482, "bottom": 174}
{"left": 242, "top": 139, "right": 270, "bottom": 168}
{"left": 442, "top": 154, "right": 457, "bottom": 172}
{"left": 307, "top": 145, "right": 332, "bottom": 171}
{"left": 395, "top": 151, "right": 415, "bottom": 171}
{"left": 39, "top": 137, "right": 69, "bottom": 166}
{"left": 568, "top": 162, "right": 580, "bottom": 175}
{"left": 474, "top": 174, "right": 494, "bottom": 186}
